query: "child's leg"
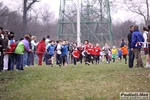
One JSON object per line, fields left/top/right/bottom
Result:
{"left": 74, "top": 57, "right": 76, "bottom": 65}
{"left": 94, "top": 55, "right": 97, "bottom": 64}
{"left": 112, "top": 58, "right": 114, "bottom": 63}
{"left": 125, "top": 55, "right": 127, "bottom": 64}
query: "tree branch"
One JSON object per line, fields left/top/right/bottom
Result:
{"left": 27, "top": 0, "right": 38, "bottom": 11}
{"left": 124, "top": 0, "right": 147, "bottom": 23}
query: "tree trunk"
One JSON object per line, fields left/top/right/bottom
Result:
{"left": 23, "top": 0, "right": 27, "bottom": 35}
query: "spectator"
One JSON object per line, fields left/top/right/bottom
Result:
{"left": 147, "top": 24, "right": 150, "bottom": 68}
{"left": 131, "top": 25, "right": 144, "bottom": 68}
{"left": 37, "top": 37, "right": 46, "bottom": 66}
{"left": 45, "top": 35, "right": 50, "bottom": 46}
{"left": 127, "top": 25, "right": 135, "bottom": 68}
{"left": 15, "top": 35, "right": 31, "bottom": 70}
{"left": 0, "top": 27, "right": 3, "bottom": 71}
{"left": 7, "top": 33, "right": 16, "bottom": 71}
{"left": 30, "top": 36, "right": 38, "bottom": 66}
{"left": 142, "top": 27, "right": 149, "bottom": 68}
{"left": 3, "top": 31, "right": 9, "bottom": 71}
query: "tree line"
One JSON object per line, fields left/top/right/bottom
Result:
{"left": 0, "top": 0, "right": 149, "bottom": 46}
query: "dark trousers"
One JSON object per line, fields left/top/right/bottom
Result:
{"left": 45, "top": 53, "right": 50, "bottom": 65}
{"left": 85, "top": 52, "right": 91, "bottom": 63}
{"left": 29, "top": 52, "right": 34, "bottom": 66}
{"left": 8, "top": 53, "right": 16, "bottom": 71}
{"left": 91, "top": 55, "right": 94, "bottom": 64}
{"left": 105, "top": 53, "right": 110, "bottom": 63}
{"left": 94, "top": 55, "right": 100, "bottom": 63}
{"left": 112, "top": 58, "right": 115, "bottom": 63}
{"left": 128, "top": 48, "right": 134, "bottom": 68}
{"left": 123, "top": 55, "right": 127, "bottom": 64}
{"left": 62, "top": 55, "right": 67, "bottom": 66}
{"left": 73, "top": 57, "right": 79, "bottom": 65}
{"left": 56, "top": 54, "right": 62, "bottom": 65}
{"left": 16, "top": 54, "right": 23, "bottom": 70}
{"left": 0, "top": 51, "right": 3, "bottom": 71}
{"left": 27, "top": 52, "right": 31, "bottom": 66}
{"left": 118, "top": 55, "right": 122, "bottom": 61}
{"left": 79, "top": 54, "right": 83, "bottom": 64}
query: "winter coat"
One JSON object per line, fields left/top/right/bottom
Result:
{"left": 131, "top": 30, "right": 144, "bottom": 48}
{"left": 37, "top": 40, "right": 46, "bottom": 54}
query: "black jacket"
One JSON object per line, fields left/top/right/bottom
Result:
{"left": 2, "top": 37, "right": 8, "bottom": 52}
{"left": 127, "top": 31, "right": 133, "bottom": 48}
{"left": 0, "top": 37, "right": 3, "bottom": 52}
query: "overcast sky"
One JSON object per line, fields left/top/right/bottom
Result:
{"left": 2, "top": 0, "right": 143, "bottom": 24}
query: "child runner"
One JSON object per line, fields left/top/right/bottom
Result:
{"left": 46, "top": 40, "right": 55, "bottom": 67}
{"left": 111, "top": 46, "right": 118, "bottom": 63}
{"left": 121, "top": 44, "right": 128, "bottom": 64}
{"left": 118, "top": 48, "right": 122, "bottom": 62}
{"left": 72, "top": 43, "right": 80, "bottom": 65}
{"left": 93, "top": 43, "right": 101, "bottom": 64}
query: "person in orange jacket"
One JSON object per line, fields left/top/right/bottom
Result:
{"left": 121, "top": 44, "right": 128, "bottom": 64}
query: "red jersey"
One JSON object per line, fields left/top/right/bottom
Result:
{"left": 72, "top": 48, "right": 80, "bottom": 58}
{"left": 84, "top": 44, "right": 90, "bottom": 54}
{"left": 93, "top": 46, "right": 101, "bottom": 56}
{"left": 88, "top": 46, "right": 95, "bottom": 55}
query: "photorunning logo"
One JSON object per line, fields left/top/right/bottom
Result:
{"left": 120, "top": 92, "right": 149, "bottom": 99}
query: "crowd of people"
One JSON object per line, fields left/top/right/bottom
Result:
{"left": 0, "top": 24, "right": 150, "bottom": 71}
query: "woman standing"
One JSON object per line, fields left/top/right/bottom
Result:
{"left": 15, "top": 35, "right": 31, "bottom": 70}
{"left": 37, "top": 38, "right": 46, "bottom": 66}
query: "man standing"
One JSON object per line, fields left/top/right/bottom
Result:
{"left": 147, "top": 24, "right": 150, "bottom": 68}
{"left": 131, "top": 25, "right": 144, "bottom": 68}
{"left": 127, "top": 25, "right": 134, "bottom": 68}
{"left": 0, "top": 27, "right": 3, "bottom": 71}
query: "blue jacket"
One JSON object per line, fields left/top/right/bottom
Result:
{"left": 47, "top": 44, "right": 55, "bottom": 55}
{"left": 118, "top": 50, "right": 122, "bottom": 56}
{"left": 131, "top": 30, "right": 144, "bottom": 48}
{"left": 61, "top": 45, "right": 68, "bottom": 56}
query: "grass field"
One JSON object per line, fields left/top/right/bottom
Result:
{"left": 0, "top": 59, "right": 150, "bottom": 100}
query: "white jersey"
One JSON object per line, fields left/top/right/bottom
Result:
{"left": 57, "top": 44, "right": 62, "bottom": 55}
{"left": 143, "top": 31, "right": 148, "bottom": 48}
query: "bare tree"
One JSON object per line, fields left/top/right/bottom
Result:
{"left": 40, "top": 5, "right": 55, "bottom": 25}
{"left": 0, "top": 2, "right": 9, "bottom": 25}
{"left": 112, "top": 20, "right": 135, "bottom": 46}
{"left": 23, "top": 0, "right": 39, "bottom": 34}
{"left": 124, "top": 0, "right": 150, "bottom": 25}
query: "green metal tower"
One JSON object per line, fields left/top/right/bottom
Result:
{"left": 57, "top": 0, "right": 113, "bottom": 45}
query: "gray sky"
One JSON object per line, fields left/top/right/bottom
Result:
{"left": 2, "top": 0, "right": 143, "bottom": 24}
